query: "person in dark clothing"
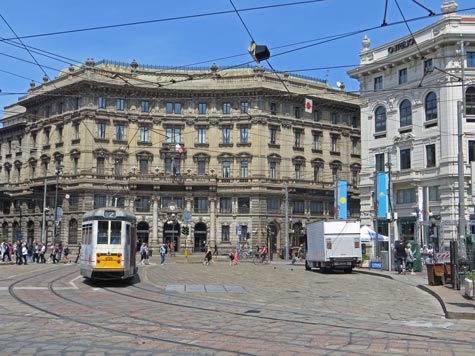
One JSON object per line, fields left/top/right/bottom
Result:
{"left": 394, "top": 239, "right": 408, "bottom": 274}
{"left": 75, "top": 243, "right": 82, "bottom": 264}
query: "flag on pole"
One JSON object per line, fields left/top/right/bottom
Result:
{"left": 305, "top": 98, "right": 313, "bottom": 113}
{"left": 175, "top": 144, "right": 183, "bottom": 153}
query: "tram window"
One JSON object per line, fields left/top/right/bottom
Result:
{"left": 111, "top": 221, "right": 121, "bottom": 244}
{"left": 98, "top": 221, "right": 109, "bottom": 244}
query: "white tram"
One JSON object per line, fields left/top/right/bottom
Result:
{"left": 80, "top": 207, "right": 137, "bottom": 281}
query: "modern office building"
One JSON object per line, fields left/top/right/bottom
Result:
{"left": 348, "top": 1, "right": 475, "bottom": 253}
{"left": 0, "top": 59, "right": 360, "bottom": 254}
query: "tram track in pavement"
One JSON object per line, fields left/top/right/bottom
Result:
{"left": 97, "top": 264, "right": 475, "bottom": 352}
{"left": 5, "top": 263, "right": 475, "bottom": 355}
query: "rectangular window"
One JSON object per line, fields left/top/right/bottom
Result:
{"left": 116, "top": 99, "right": 125, "bottom": 111}
{"left": 313, "top": 165, "right": 321, "bottom": 182}
{"left": 267, "top": 198, "right": 281, "bottom": 213}
{"left": 295, "top": 164, "right": 302, "bottom": 180}
{"left": 95, "top": 196, "right": 107, "bottom": 209}
{"left": 312, "top": 132, "right": 321, "bottom": 150}
{"left": 141, "top": 100, "right": 150, "bottom": 112}
{"left": 396, "top": 188, "right": 417, "bottom": 204}
{"left": 139, "top": 159, "right": 148, "bottom": 174}
{"left": 166, "top": 127, "right": 181, "bottom": 143}
{"left": 74, "top": 124, "right": 80, "bottom": 140}
{"left": 115, "top": 124, "right": 125, "bottom": 141}
{"left": 400, "top": 148, "right": 411, "bottom": 169}
{"left": 374, "top": 76, "right": 383, "bottom": 90}
{"left": 241, "top": 101, "right": 249, "bottom": 114}
{"left": 426, "top": 144, "right": 436, "bottom": 168}
{"left": 375, "top": 153, "right": 385, "bottom": 172}
{"left": 165, "top": 157, "right": 180, "bottom": 175}
{"left": 114, "top": 158, "right": 123, "bottom": 176}
{"left": 292, "top": 200, "right": 305, "bottom": 214}
{"left": 75, "top": 97, "right": 81, "bottom": 110}
{"left": 352, "top": 137, "right": 359, "bottom": 155}
{"left": 429, "top": 186, "right": 441, "bottom": 201}
{"left": 424, "top": 59, "right": 433, "bottom": 73}
{"left": 197, "top": 161, "right": 206, "bottom": 175}
{"left": 220, "top": 198, "right": 232, "bottom": 213}
{"left": 194, "top": 197, "right": 208, "bottom": 213}
{"left": 135, "top": 197, "right": 151, "bottom": 212}
{"left": 294, "top": 131, "right": 301, "bottom": 147}
{"left": 467, "top": 52, "right": 475, "bottom": 68}
{"left": 222, "top": 161, "right": 231, "bottom": 178}
{"left": 98, "top": 97, "right": 106, "bottom": 108}
{"left": 240, "top": 128, "right": 249, "bottom": 144}
{"left": 331, "top": 113, "right": 337, "bottom": 125}
{"left": 238, "top": 197, "right": 249, "bottom": 213}
{"left": 198, "top": 128, "right": 207, "bottom": 144}
{"left": 222, "top": 128, "right": 231, "bottom": 144}
{"left": 270, "top": 127, "right": 277, "bottom": 144}
{"left": 469, "top": 141, "right": 475, "bottom": 162}
{"left": 240, "top": 160, "right": 249, "bottom": 178}
{"left": 270, "top": 102, "right": 277, "bottom": 115}
{"left": 221, "top": 225, "right": 230, "bottom": 242}
{"left": 140, "top": 126, "right": 149, "bottom": 142}
{"left": 331, "top": 136, "right": 338, "bottom": 152}
{"left": 269, "top": 161, "right": 277, "bottom": 179}
{"left": 198, "top": 103, "right": 207, "bottom": 115}
{"left": 97, "top": 122, "right": 106, "bottom": 139}
{"left": 166, "top": 102, "right": 182, "bottom": 114}
{"left": 398, "top": 68, "right": 407, "bottom": 84}
{"left": 313, "top": 110, "right": 319, "bottom": 122}
{"left": 294, "top": 107, "right": 301, "bottom": 119}
{"left": 223, "top": 103, "right": 231, "bottom": 114}
{"left": 309, "top": 201, "right": 324, "bottom": 214}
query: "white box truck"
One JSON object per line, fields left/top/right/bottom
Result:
{"left": 305, "top": 221, "right": 362, "bottom": 273}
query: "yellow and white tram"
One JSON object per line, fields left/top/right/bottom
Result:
{"left": 80, "top": 207, "right": 137, "bottom": 281}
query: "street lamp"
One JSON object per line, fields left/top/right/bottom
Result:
{"left": 53, "top": 164, "right": 64, "bottom": 243}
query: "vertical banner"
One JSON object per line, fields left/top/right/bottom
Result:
{"left": 337, "top": 180, "right": 348, "bottom": 219}
{"left": 377, "top": 172, "right": 388, "bottom": 219}
{"left": 418, "top": 186, "right": 424, "bottom": 221}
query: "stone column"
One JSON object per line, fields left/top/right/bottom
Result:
{"left": 152, "top": 196, "right": 158, "bottom": 248}
{"left": 210, "top": 198, "right": 216, "bottom": 247}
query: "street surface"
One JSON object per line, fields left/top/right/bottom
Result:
{"left": 1, "top": 257, "right": 474, "bottom": 355}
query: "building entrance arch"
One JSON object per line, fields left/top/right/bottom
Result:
{"left": 137, "top": 221, "right": 150, "bottom": 251}
{"left": 163, "top": 221, "right": 180, "bottom": 252}
{"left": 193, "top": 222, "right": 207, "bottom": 252}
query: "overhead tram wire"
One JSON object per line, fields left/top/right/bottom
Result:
{"left": 0, "top": 13, "right": 53, "bottom": 83}
{"left": 0, "top": 1, "right": 325, "bottom": 42}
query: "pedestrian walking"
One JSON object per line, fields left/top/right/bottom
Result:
{"left": 139, "top": 242, "right": 146, "bottom": 265}
{"left": 228, "top": 250, "right": 235, "bottom": 266}
{"left": 75, "top": 243, "right": 81, "bottom": 264}
{"left": 21, "top": 243, "right": 28, "bottom": 265}
{"left": 406, "top": 243, "right": 415, "bottom": 275}
{"left": 261, "top": 245, "right": 268, "bottom": 264}
{"left": 213, "top": 244, "right": 219, "bottom": 257}
{"left": 32, "top": 242, "right": 40, "bottom": 263}
{"left": 63, "top": 244, "right": 70, "bottom": 263}
{"left": 233, "top": 248, "right": 239, "bottom": 265}
{"left": 39, "top": 243, "right": 46, "bottom": 263}
{"left": 204, "top": 247, "right": 212, "bottom": 265}
{"left": 160, "top": 244, "right": 166, "bottom": 265}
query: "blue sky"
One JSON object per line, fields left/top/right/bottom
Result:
{"left": 1, "top": 0, "right": 474, "bottom": 119}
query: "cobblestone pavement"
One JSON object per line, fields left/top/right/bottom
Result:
{"left": 0, "top": 257, "right": 474, "bottom": 355}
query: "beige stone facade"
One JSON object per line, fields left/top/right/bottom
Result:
{"left": 0, "top": 60, "right": 360, "bottom": 255}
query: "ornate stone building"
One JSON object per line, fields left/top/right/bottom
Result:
{"left": 0, "top": 59, "right": 360, "bottom": 254}
{"left": 348, "top": 1, "right": 475, "bottom": 253}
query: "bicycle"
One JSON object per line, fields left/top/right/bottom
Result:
{"left": 252, "top": 252, "right": 269, "bottom": 265}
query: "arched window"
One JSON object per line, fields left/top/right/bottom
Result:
{"left": 68, "top": 219, "right": 78, "bottom": 244}
{"left": 375, "top": 106, "right": 386, "bottom": 132}
{"left": 400, "top": 99, "right": 412, "bottom": 127}
{"left": 466, "top": 87, "right": 475, "bottom": 116}
{"left": 425, "top": 92, "right": 437, "bottom": 120}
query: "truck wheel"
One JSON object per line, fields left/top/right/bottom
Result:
{"left": 305, "top": 260, "right": 311, "bottom": 271}
{"left": 344, "top": 268, "right": 352, "bottom": 274}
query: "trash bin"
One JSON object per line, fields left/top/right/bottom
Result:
{"left": 381, "top": 250, "right": 389, "bottom": 270}
{"left": 426, "top": 263, "right": 444, "bottom": 285}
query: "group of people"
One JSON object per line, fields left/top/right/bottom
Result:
{"left": 394, "top": 239, "right": 416, "bottom": 275}
{"left": 1, "top": 239, "right": 78, "bottom": 265}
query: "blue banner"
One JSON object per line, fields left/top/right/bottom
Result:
{"left": 337, "top": 180, "right": 348, "bottom": 220}
{"left": 377, "top": 172, "right": 388, "bottom": 219}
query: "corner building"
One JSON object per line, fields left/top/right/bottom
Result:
{"left": 348, "top": 1, "right": 475, "bottom": 252}
{"left": 0, "top": 60, "right": 360, "bottom": 254}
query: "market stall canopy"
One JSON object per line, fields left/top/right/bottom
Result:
{"left": 360, "top": 225, "right": 389, "bottom": 242}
